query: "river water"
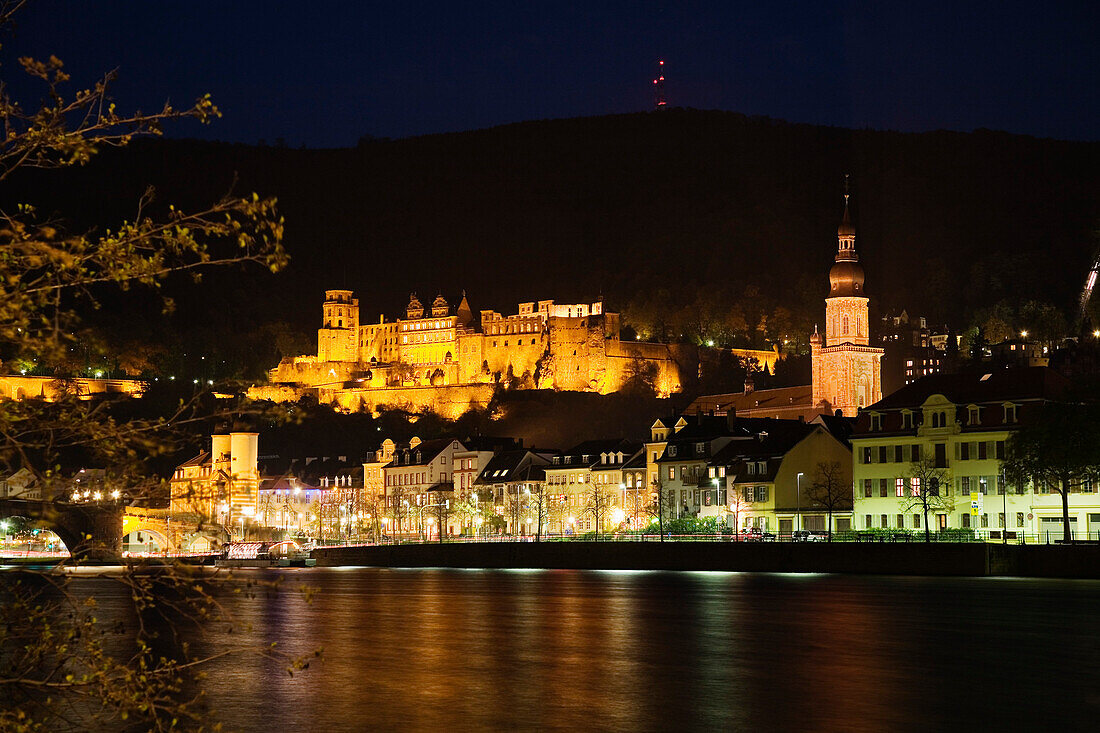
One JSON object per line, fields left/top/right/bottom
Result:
{"left": 63, "top": 568, "right": 1100, "bottom": 731}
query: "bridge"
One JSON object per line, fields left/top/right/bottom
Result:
{"left": 0, "top": 499, "right": 225, "bottom": 560}
{"left": 0, "top": 497, "right": 124, "bottom": 560}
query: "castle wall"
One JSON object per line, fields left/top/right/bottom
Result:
{"left": 328, "top": 384, "right": 496, "bottom": 420}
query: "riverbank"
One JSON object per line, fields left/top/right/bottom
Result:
{"left": 310, "top": 541, "right": 1100, "bottom": 578}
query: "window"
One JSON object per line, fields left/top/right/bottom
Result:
{"left": 863, "top": 479, "right": 873, "bottom": 498}
{"left": 863, "top": 447, "right": 873, "bottom": 464}
{"left": 896, "top": 514, "right": 905, "bottom": 528}
{"left": 1016, "top": 512, "right": 1025, "bottom": 528}
{"left": 880, "top": 514, "right": 888, "bottom": 528}
{"left": 929, "top": 477, "right": 940, "bottom": 496}
{"left": 902, "top": 411, "right": 913, "bottom": 429}
{"left": 997, "top": 474, "right": 1006, "bottom": 495}
{"left": 755, "top": 486, "right": 768, "bottom": 502}
{"left": 667, "top": 467, "right": 675, "bottom": 480}
{"left": 960, "top": 442, "right": 970, "bottom": 460}
{"left": 998, "top": 512, "right": 1005, "bottom": 528}
{"left": 879, "top": 479, "right": 888, "bottom": 497}
{"left": 911, "top": 445, "right": 921, "bottom": 462}
{"left": 979, "top": 476, "right": 989, "bottom": 495}
{"left": 870, "top": 414, "right": 882, "bottom": 431}
{"left": 704, "top": 492, "right": 712, "bottom": 506}
{"left": 996, "top": 440, "right": 1006, "bottom": 460}
{"left": 913, "top": 514, "right": 921, "bottom": 528}
{"left": 980, "top": 513, "right": 989, "bottom": 528}
{"left": 911, "top": 478, "right": 921, "bottom": 496}
{"left": 1004, "top": 404, "right": 1017, "bottom": 423}
{"left": 878, "top": 446, "right": 887, "bottom": 463}
{"left": 894, "top": 445, "right": 904, "bottom": 463}
{"left": 743, "top": 487, "right": 753, "bottom": 502}
{"left": 865, "top": 514, "right": 873, "bottom": 528}
{"left": 961, "top": 476, "right": 971, "bottom": 493}
{"left": 934, "top": 443, "right": 947, "bottom": 468}
{"left": 962, "top": 514, "right": 971, "bottom": 528}
{"left": 895, "top": 478, "right": 905, "bottom": 497}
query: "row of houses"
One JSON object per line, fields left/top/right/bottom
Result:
{"left": 165, "top": 365, "right": 1100, "bottom": 543}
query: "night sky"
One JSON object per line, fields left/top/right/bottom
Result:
{"left": 5, "top": 0, "right": 1098, "bottom": 146}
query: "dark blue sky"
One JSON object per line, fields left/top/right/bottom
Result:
{"left": 6, "top": 0, "right": 1098, "bottom": 146}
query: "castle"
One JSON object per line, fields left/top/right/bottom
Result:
{"left": 255, "top": 293, "right": 779, "bottom": 415}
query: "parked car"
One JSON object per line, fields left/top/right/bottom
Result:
{"left": 741, "top": 527, "right": 776, "bottom": 542}
{"left": 793, "top": 530, "right": 828, "bottom": 542}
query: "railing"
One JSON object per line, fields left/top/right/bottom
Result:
{"left": 305, "top": 529, "right": 1100, "bottom": 547}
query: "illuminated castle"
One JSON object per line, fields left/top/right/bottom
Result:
{"left": 258, "top": 292, "right": 779, "bottom": 415}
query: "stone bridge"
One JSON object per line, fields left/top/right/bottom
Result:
{"left": 0, "top": 497, "right": 123, "bottom": 560}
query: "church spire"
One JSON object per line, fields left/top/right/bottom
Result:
{"left": 836, "top": 174, "right": 857, "bottom": 262}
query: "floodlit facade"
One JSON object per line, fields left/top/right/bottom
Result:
{"left": 851, "top": 368, "right": 1100, "bottom": 540}
{"left": 254, "top": 289, "right": 779, "bottom": 415}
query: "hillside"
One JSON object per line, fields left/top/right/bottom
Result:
{"left": 5, "top": 109, "right": 1099, "bottom": 378}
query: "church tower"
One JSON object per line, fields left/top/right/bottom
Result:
{"left": 810, "top": 181, "right": 883, "bottom": 416}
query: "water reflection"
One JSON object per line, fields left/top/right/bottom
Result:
{"left": 64, "top": 570, "right": 1100, "bottom": 731}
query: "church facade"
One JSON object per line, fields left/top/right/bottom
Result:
{"left": 810, "top": 191, "right": 884, "bottom": 415}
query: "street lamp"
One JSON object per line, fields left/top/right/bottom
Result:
{"left": 796, "top": 472, "right": 804, "bottom": 537}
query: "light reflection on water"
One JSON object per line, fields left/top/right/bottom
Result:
{"left": 70, "top": 569, "right": 1100, "bottom": 731}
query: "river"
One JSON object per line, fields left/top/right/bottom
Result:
{"left": 58, "top": 569, "right": 1100, "bottom": 730}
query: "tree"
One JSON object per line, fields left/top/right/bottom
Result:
{"left": 644, "top": 476, "right": 671, "bottom": 542}
{"left": 725, "top": 486, "right": 751, "bottom": 538}
{"left": 1004, "top": 401, "right": 1100, "bottom": 544}
{"left": 621, "top": 353, "right": 659, "bottom": 397}
{"left": 900, "top": 458, "right": 955, "bottom": 542}
{"left": 804, "top": 461, "right": 852, "bottom": 541}
{"left": 581, "top": 480, "right": 613, "bottom": 541}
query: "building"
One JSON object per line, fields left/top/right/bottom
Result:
{"left": 850, "top": 367, "right": 1099, "bottom": 539}
{"left": 543, "top": 440, "right": 639, "bottom": 534}
{"left": 253, "top": 290, "right": 779, "bottom": 417}
{"left": 709, "top": 417, "right": 853, "bottom": 534}
{"left": 653, "top": 414, "right": 852, "bottom": 533}
{"left": 170, "top": 431, "right": 261, "bottom": 531}
{"left": 687, "top": 186, "right": 883, "bottom": 420}
{"left": 382, "top": 437, "right": 467, "bottom": 539}
{"left": 474, "top": 448, "right": 557, "bottom": 535}
{"left": 879, "top": 311, "right": 949, "bottom": 395}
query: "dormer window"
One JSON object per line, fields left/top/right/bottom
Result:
{"left": 696, "top": 442, "right": 707, "bottom": 455}
{"left": 968, "top": 405, "right": 982, "bottom": 425}
{"left": 1004, "top": 403, "right": 1018, "bottom": 423}
{"left": 869, "top": 413, "right": 882, "bottom": 431}
{"left": 552, "top": 456, "right": 560, "bottom": 465}
{"left": 668, "top": 445, "right": 678, "bottom": 457}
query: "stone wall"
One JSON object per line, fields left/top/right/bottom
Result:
{"left": 327, "top": 383, "right": 496, "bottom": 419}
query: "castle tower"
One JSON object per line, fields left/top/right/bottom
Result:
{"left": 318, "top": 289, "right": 359, "bottom": 362}
{"left": 811, "top": 182, "right": 883, "bottom": 416}
{"left": 406, "top": 293, "right": 424, "bottom": 319}
{"left": 431, "top": 293, "right": 449, "bottom": 317}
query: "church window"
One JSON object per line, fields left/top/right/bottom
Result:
{"left": 842, "top": 315, "right": 849, "bottom": 334}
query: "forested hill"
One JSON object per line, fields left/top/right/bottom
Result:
{"left": 7, "top": 109, "right": 1100, "bottom": 376}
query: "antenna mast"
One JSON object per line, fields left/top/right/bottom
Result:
{"left": 653, "top": 59, "right": 667, "bottom": 109}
